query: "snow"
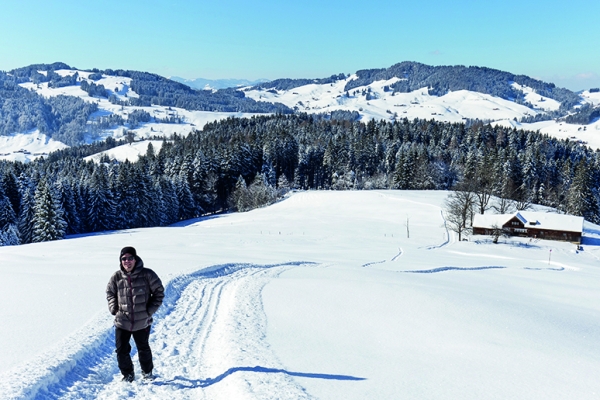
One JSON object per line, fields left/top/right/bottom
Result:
{"left": 243, "top": 77, "right": 543, "bottom": 124}
{"left": 83, "top": 140, "right": 165, "bottom": 163}
{"left": 5, "top": 69, "right": 600, "bottom": 163}
{"left": 243, "top": 75, "right": 600, "bottom": 150}
{"left": 0, "top": 130, "right": 68, "bottom": 162}
{"left": 581, "top": 89, "right": 600, "bottom": 106}
{"left": 8, "top": 69, "right": 262, "bottom": 162}
{"left": 496, "top": 118, "right": 600, "bottom": 150}
{"left": 511, "top": 82, "right": 562, "bottom": 112}
{"left": 1, "top": 190, "right": 600, "bottom": 399}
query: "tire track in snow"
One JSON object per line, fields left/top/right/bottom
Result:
{"left": 1, "top": 262, "right": 316, "bottom": 400}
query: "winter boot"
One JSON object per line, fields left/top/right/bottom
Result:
{"left": 122, "top": 372, "right": 135, "bottom": 382}
{"left": 142, "top": 370, "right": 154, "bottom": 380}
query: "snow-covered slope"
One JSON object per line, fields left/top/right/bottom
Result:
{"left": 4, "top": 67, "right": 600, "bottom": 163}
{"left": 244, "top": 75, "right": 600, "bottom": 150}
{"left": 0, "top": 130, "right": 68, "bottom": 162}
{"left": 581, "top": 89, "right": 600, "bottom": 106}
{"left": 1, "top": 191, "right": 600, "bottom": 399}
{"left": 5, "top": 68, "right": 262, "bottom": 162}
{"left": 243, "top": 75, "right": 553, "bottom": 123}
{"left": 83, "top": 140, "right": 165, "bottom": 163}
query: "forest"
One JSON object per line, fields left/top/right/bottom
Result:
{"left": 0, "top": 113, "right": 598, "bottom": 246}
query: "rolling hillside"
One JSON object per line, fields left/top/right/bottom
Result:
{"left": 1, "top": 62, "right": 600, "bottom": 162}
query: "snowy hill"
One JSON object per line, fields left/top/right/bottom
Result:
{"left": 244, "top": 74, "right": 600, "bottom": 149}
{"left": 1, "top": 190, "right": 600, "bottom": 399}
{"left": 2, "top": 67, "right": 265, "bottom": 162}
{"left": 2, "top": 62, "right": 600, "bottom": 163}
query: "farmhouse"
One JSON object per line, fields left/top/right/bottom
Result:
{"left": 472, "top": 211, "right": 584, "bottom": 244}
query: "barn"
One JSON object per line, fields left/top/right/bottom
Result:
{"left": 472, "top": 211, "right": 584, "bottom": 244}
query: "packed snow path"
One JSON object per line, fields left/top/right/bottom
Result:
{"left": 7, "top": 262, "right": 360, "bottom": 400}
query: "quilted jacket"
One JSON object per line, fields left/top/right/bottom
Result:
{"left": 106, "top": 257, "right": 164, "bottom": 331}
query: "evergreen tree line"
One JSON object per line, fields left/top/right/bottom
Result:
{"left": 251, "top": 73, "right": 348, "bottom": 91}
{"left": 1, "top": 113, "right": 600, "bottom": 247}
{"left": 565, "top": 103, "right": 600, "bottom": 125}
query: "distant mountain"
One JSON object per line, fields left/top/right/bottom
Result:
{"left": 0, "top": 63, "right": 291, "bottom": 148}
{"left": 1, "top": 61, "right": 600, "bottom": 161}
{"left": 249, "top": 62, "right": 581, "bottom": 111}
{"left": 169, "top": 76, "right": 270, "bottom": 90}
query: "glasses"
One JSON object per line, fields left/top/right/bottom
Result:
{"left": 121, "top": 256, "right": 135, "bottom": 262}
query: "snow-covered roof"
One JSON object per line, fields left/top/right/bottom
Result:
{"left": 473, "top": 211, "right": 584, "bottom": 233}
{"left": 472, "top": 213, "right": 512, "bottom": 229}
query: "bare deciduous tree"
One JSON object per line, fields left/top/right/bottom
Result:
{"left": 443, "top": 190, "right": 475, "bottom": 241}
{"left": 492, "top": 196, "right": 515, "bottom": 214}
{"left": 490, "top": 223, "right": 509, "bottom": 244}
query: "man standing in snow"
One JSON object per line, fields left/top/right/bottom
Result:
{"left": 106, "top": 246, "right": 164, "bottom": 382}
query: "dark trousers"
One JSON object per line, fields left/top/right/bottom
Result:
{"left": 115, "top": 326, "right": 154, "bottom": 376}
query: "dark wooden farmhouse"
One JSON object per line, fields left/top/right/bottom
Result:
{"left": 472, "top": 212, "right": 584, "bottom": 244}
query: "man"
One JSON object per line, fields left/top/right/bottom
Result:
{"left": 106, "top": 246, "right": 164, "bottom": 382}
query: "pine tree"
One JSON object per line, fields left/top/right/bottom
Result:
{"left": 18, "top": 178, "right": 36, "bottom": 244}
{"left": 55, "top": 179, "right": 82, "bottom": 234}
{"left": 176, "top": 174, "right": 198, "bottom": 221}
{"left": 248, "top": 173, "right": 276, "bottom": 209}
{"left": 113, "top": 162, "right": 137, "bottom": 229}
{"left": 154, "top": 177, "right": 178, "bottom": 225}
{"left": 31, "top": 180, "right": 67, "bottom": 242}
{"left": 567, "top": 161, "right": 599, "bottom": 223}
{"left": 0, "top": 183, "right": 19, "bottom": 246}
{"left": 230, "top": 175, "right": 251, "bottom": 212}
{"left": 87, "top": 165, "right": 115, "bottom": 232}
{"left": 1, "top": 171, "right": 21, "bottom": 216}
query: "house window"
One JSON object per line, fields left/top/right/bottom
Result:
{"left": 514, "top": 228, "right": 527, "bottom": 233}
{"left": 512, "top": 222, "right": 520, "bottom": 226}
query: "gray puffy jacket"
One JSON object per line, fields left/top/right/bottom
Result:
{"left": 106, "top": 257, "right": 165, "bottom": 331}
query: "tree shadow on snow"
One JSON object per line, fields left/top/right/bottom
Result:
{"left": 152, "top": 366, "right": 366, "bottom": 389}
{"left": 167, "top": 213, "right": 225, "bottom": 227}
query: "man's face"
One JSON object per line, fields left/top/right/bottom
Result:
{"left": 121, "top": 253, "right": 135, "bottom": 272}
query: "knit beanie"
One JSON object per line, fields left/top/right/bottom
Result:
{"left": 120, "top": 246, "right": 137, "bottom": 259}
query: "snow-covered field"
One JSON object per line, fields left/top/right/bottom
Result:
{"left": 82, "top": 140, "right": 165, "bottom": 163}
{"left": 1, "top": 190, "right": 600, "bottom": 399}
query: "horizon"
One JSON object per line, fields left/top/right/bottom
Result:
{"left": 0, "top": 0, "right": 598, "bottom": 92}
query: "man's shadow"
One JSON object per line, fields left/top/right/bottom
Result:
{"left": 152, "top": 365, "right": 366, "bottom": 388}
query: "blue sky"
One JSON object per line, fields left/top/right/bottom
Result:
{"left": 0, "top": 0, "right": 598, "bottom": 91}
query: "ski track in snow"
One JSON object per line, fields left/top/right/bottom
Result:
{"left": 361, "top": 260, "right": 386, "bottom": 267}
{"left": 422, "top": 210, "right": 451, "bottom": 250}
{"left": 362, "top": 247, "right": 403, "bottom": 267}
{"left": 403, "top": 266, "right": 507, "bottom": 274}
{"left": 1, "top": 262, "right": 318, "bottom": 400}
{"left": 391, "top": 247, "right": 403, "bottom": 261}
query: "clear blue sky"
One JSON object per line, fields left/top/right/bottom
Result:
{"left": 1, "top": 0, "right": 598, "bottom": 91}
